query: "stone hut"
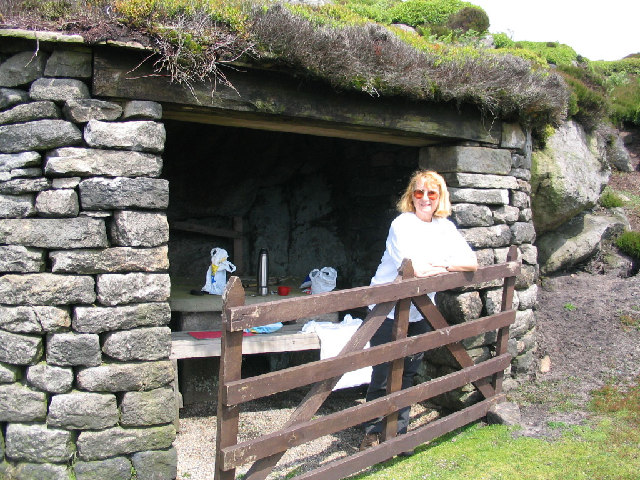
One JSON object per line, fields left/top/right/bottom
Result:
{"left": 0, "top": 31, "right": 538, "bottom": 479}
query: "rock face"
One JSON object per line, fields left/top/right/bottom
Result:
{"left": 531, "top": 121, "right": 611, "bottom": 234}
{"left": 537, "top": 210, "right": 630, "bottom": 274}
{"left": 0, "top": 42, "right": 174, "bottom": 480}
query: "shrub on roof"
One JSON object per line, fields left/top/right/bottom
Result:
{"left": 515, "top": 40, "right": 578, "bottom": 66}
{"left": 388, "top": 0, "right": 473, "bottom": 27}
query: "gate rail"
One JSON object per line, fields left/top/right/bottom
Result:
{"left": 215, "top": 246, "right": 520, "bottom": 480}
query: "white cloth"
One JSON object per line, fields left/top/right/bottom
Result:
{"left": 370, "top": 212, "right": 476, "bottom": 321}
{"left": 302, "top": 315, "right": 371, "bottom": 390}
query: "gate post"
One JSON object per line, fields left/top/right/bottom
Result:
{"left": 493, "top": 245, "right": 518, "bottom": 394}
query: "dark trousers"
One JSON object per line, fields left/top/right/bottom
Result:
{"left": 363, "top": 317, "right": 431, "bottom": 435}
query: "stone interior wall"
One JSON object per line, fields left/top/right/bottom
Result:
{"left": 0, "top": 41, "right": 539, "bottom": 478}
{"left": 162, "top": 120, "right": 418, "bottom": 288}
{"left": 0, "top": 46, "right": 176, "bottom": 479}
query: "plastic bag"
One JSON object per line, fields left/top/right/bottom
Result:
{"left": 310, "top": 267, "right": 337, "bottom": 294}
{"left": 201, "top": 247, "right": 236, "bottom": 295}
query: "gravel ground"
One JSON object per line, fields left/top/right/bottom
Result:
{"left": 174, "top": 385, "right": 440, "bottom": 479}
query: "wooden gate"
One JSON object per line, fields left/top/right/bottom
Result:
{"left": 214, "top": 246, "right": 520, "bottom": 479}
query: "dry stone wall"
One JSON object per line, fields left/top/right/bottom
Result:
{"left": 420, "top": 124, "right": 539, "bottom": 408}
{"left": 0, "top": 46, "right": 176, "bottom": 480}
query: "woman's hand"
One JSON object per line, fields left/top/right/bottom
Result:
{"left": 413, "top": 263, "right": 448, "bottom": 277}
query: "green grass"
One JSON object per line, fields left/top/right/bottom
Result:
{"left": 348, "top": 377, "right": 640, "bottom": 480}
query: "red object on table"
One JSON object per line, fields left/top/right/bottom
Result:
{"left": 188, "top": 331, "right": 254, "bottom": 339}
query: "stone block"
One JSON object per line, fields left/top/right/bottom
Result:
{"left": 491, "top": 205, "right": 519, "bottom": 225}
{"left": 510, "top": 221, "right": 536, "bottom": 244}
{"left": 131, "top": 448, "right": 177, "bottom": 480}
{"left": 482, "top": 287, "right": 519, "bottom": 316}
{"left": 516, "top": 284, "right": 538, "bottom": 311}
{"left": 0, "top": 305, "right": 70, "bottom": 333}
{"left": 0, "top": 177, "right": 51, "bottom": 194}
{"left": 474, "top": 248, "right": 495, "bottom": 267}
{"left": 519, "top": 243, "right": 538, "bottom": 265}
{"left": 52, "top": 177, "right": 80, "bottom": 188}
{"left": 96, "top": 273, "right": 170, "bottom": 306}
{"left": 76, "top": 360, "right": 174, "bottom": 392}
{"left": 510, "top": 190, "right": 530, "bottom": 209}
{"left": 51, "top": 246, "right": 169, "bottom": 274}
{"left": 35, "top": 188, "right": 79, "bottom": 217}
{"left": 110, "top": 210, "right": 169, "bottom": 246}
{"left": 5, "top": 423, "right": 75, "bottom": 462}
{"left": 0, "top": 87, "right": 30, "bottom": 109}
{"left": 451, "top": 203, "right": 493, "bottom": 227}
{"left": 48, "top": 391, "right": 119, "bottom": 429}
{"left": 46, "top": 147, "right": 162, "bottom": 177}
{"left": 0, "top": 119, "right": 82, "bottom": 152}
{"left": 6, "top": 462, "right": 69, "bottom": 480}
{"left": 47, "top": 332, "right": 101, "bottom": 367}
{"left": 512, "top": 153, "right": 531, "bottom": 170}
{"left": 0, "top": 383, "right": 47, "bottom": 421}
{"left": 0, "top": 151, "right": 41, "bottom": 172}
{"left": 77, "top": 425, "right": 176, "bottom": 461}
{"left": 73, "top": 302, "right": 170, "bottom": 333}
{"left": 501, "top": 123, "right": 527, "bottom": 150}
{"left": 518, "top": 208, "right": 533, "bottom": 222}
{"left": 120, "top": 387, "right": 176, "bottom": 426}
{"left": 0, "top": 273, "right": 96, "bottom": 305}
{"left": 460, "top": 225, "right": 512, "bottom": 248}
{"left": 511, "top": 309, "right": 535, "bottom": 338}
{"left": 26, "top": 363, "right": 74, "bottom": 393}
{"left": 0, "top": 362, "right": 21, "bottom": 383}
{"left": 443, "top": 172, "right": 519, "bottom": 189}
{"left": 436, "top": 290, "right": 482, "bottom": 324}
{"left": 0, "top": 51, "right": 47, "bottom": 87}
{"left": 0, "top": 193, "right": 35, "bottom": 218}
{"left": 0, "top": 245, "right": 44, "bottom": 272}
{"left": 123, "top": 100, "right": 163, "bottom": 120}
{"left": 449, "top": 187, "right": 509, "bottom": 205}
{"left": 74, "top": 457, "right": 132, "bottom": 480}
{"left": 515, "top": 264, "right": 538, "bottom": 289}
{"left": 45, "top": 49, "right": 93, "bottom": 78}
{"left": 0, "top": 330, "right": 43, "bottom": 364}
{"left": 0, "top": 100, "right": 61, "bottom": 125}
{"left": 487, "top": 401, "right": 521, "bottom": 426}
{"left": 84, "top": 119, "right": 166, "bottom": 153}
{"left": 419, "top": 145, "right": 512, "bottom": 174}
{"left": 510, "top": 168, "right": 531, "bottom": 181}
{"left": 30, "top": 77, "right": 90, "bottom": 102}
{"left": 79, "top": 177, "right": 169, "bottom": 210}
{"left": 0, "top": 217, "right": 108, "bottom": 248}
{"left": 102, "top": 327, "right": 171, "bottom": 361}
{"left": 63, "top": 99, "right": 123, "bottom": 123}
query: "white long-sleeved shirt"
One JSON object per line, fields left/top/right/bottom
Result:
{"left": 370, "top": 212, "right": 476, "bottom": 321}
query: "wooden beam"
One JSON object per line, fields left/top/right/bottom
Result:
{"left": 92, "top": 48, "right": 501, "bottom": 146}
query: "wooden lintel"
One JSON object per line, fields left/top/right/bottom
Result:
{"left": 92, "top": 47, "right": 501, "bottom": 146}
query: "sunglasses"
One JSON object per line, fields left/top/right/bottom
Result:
{"left": 413, "top": 189, "right": 439, "bottom": 200}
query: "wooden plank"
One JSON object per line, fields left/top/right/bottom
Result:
{"left": 412, "top": 295, "right": 496, "bottom": 400}
{"left": 242, "top": 300, "right": 396, "bottom": 480}
{"left": 170, "top": 330, "right": 322, "bottom": 359}
{"left": 214, "top": 277, "right": 245, "bottom": 480}
{"left": 221, "top": 354, "right": 511, "bottom": 469}
{"left": 171, "top": 220, "right": 243, "bottom": 239}
{"left": 228, "top": 262, "right": 520, "bottom": 330}
{"left": 494, "top": 245, "right": 519, "bottom": 393}
{"left": 383, "top": 260, "right": 413, "bottom": 442}
{"left": 291, "top": 395, "right": 505, "bottom": 480}
{"left": 224, "top": 310, "right": 515, "bottom": 405}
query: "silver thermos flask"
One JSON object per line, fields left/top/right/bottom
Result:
{"left": 257, "top": 248, "right": 269, "bottom": 296}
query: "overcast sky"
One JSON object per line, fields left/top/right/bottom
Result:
{"left": 471, "top": 0, "right": 640, "bottom": 61}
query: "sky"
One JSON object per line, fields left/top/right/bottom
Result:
{"left": 470, "top": 0, "right": 640, "bottom": 61}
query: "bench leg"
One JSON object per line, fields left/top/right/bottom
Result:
{"left": 171, "top": 359, "right": 182, "bottom": 432}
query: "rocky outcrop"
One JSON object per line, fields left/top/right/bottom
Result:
{"left": 531, "top": 121, "right": 611, "bottom": 234}
{"left": 537, "top": 209, "right": 630, "bottom": 274}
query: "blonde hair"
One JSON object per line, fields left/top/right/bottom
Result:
{"left": 396, "top": 170, "right": 451, "bottom": 218}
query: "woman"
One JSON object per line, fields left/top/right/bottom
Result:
{"left": 360, "top": 170, "right": 478, "bottom": 454}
